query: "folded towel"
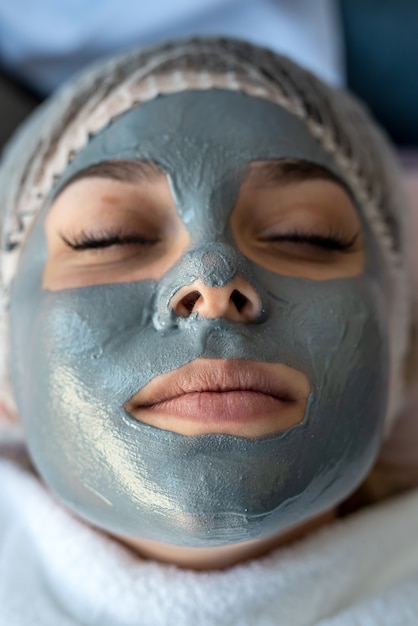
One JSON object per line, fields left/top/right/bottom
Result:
{"left": 1, "top": 459, "right": 418, "bottom": 626}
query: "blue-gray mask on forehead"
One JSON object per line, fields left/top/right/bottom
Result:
{"left": 10, "top": 90, "right": 389, "bottom": 546}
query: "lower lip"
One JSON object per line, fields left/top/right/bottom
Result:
{"left": 139, "top": 390, "right": 289, "bottom": 425}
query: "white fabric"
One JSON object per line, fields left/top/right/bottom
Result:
{"left": 0, "top": 0, "right": 344, "bottom": 93}
{"left": 2, "top": 459, "right": 418, "bottom": 625}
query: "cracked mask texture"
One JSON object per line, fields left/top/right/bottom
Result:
{"left": 10, "top": 91, "right": 389, "bottom": 546}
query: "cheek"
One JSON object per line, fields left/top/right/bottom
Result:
{"left": 252, "top": 265, "right": 390, "bottom": 400}
{"left": 8, "top": 262, "right": 391, "bottom": 545}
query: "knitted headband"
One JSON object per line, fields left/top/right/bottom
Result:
{"left": 0, "top": 37, "right": 410, "bottom": 429}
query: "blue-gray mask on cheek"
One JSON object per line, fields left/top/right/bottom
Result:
{"left": 9, "top": 91, "right": 389, "bottom": 546}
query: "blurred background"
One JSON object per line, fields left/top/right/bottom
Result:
{"left": 0, "top": 0, "right": 417, "bottom": 150}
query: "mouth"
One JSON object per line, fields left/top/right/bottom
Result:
{"left": 125, "top": 359, "right": 310, "bottom": 438}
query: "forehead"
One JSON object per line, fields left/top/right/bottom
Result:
{"left": 51, "top": 90, "right": 348, "bottom": 243}
{"left": 56, "top": 90, "right": 341, "bottom": 194}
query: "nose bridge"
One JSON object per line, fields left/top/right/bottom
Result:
{"left": 194, "top": 243, "right": 241, "bottom": 287}
{"left": 154, "top": 242, "right": 259, "bottom": 329}
{"left": 176, "top": 242, "right": 245, "bottom": 288}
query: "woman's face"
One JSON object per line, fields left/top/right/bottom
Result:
{"left": 9, "top": 90, "right": 389, "bottom": 547}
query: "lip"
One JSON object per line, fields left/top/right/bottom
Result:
{"left": 125, "top": 359, "right": 310, "bottom": 438}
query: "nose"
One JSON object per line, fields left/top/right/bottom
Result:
{"left": 169, "top": 275, "right": 261, "bottom": 323}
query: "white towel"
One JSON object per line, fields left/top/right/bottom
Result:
{"left": 1, "top": 459, "right": 418, "bottom": 626}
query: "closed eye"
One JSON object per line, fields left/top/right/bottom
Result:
{"left": 264, "top": 230, "right": 360, "bottom": 251}
{"left": 60, "top": 229, "right": 160, "bottom": 250}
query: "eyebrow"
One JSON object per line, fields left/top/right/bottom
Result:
{"left": 58, "top": 159, "right": 164, "bottom": 193}
{"left": 246, "top": 159, "right": 343, "bottom": 187}
{"left": 58, "top": 158, "right": 342, "bottom": 196}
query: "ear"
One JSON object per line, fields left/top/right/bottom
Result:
{"left": 0, "top": 391, "right": 29, "bottom": 468}
{"left": 0, "top": 392, "right": 19, "bottom": 424}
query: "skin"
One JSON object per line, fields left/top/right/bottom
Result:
{"left": 121, "top": 508, "right": 337, "bottom": 570}
{"left": 44, "top": 163, "right": 364, "bottom": 290}
{"left": 40, "top": 160, "right": 360, "bottom": 567}
{"left": 44, "top": 164, "right": 363, "bottom": 441}
{"left": 10, "top": 91, "right": 389, "bottom": 567}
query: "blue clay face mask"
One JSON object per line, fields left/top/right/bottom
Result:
{"left": 9, "top": 91, "right": 389, "bottom": 546}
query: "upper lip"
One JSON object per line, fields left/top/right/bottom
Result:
{"left": 125, "top": 359, "right": 308, "bottom": 409}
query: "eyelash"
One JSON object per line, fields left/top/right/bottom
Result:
{"left": 265, "top": 230, "right": 359, "bottom": 251}
{"left": 61, "top": 228, "right": 358, "bottom": 254}
{"left": 61, "top": 230, "right": 160, "bottom": 250}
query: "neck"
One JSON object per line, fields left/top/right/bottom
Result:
{"left": 116, "top": 508, "right": 337, "bottom": 571}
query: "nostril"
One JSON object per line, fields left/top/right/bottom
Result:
{"left": 168, "top": 277, "right": 261, "bottom": 323}
{"left": 230, "top": 289, "right": 248, "bottom": 312}
{"left": 179, "top": 290, "right": 201, "bottom": 315}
